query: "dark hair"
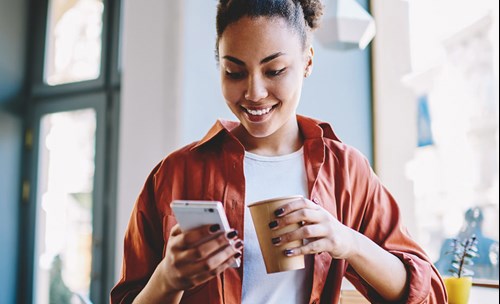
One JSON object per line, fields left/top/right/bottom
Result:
{"left": 216, "top": 0, "right": 324, "bottom": 57}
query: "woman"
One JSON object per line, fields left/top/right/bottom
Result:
{"left": 111, "top": 0, "right": 447, "bottom": 303}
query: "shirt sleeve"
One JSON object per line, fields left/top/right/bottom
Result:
{"left": 110, "top": 163, "right": 165, "bottom": 304}
{"left": 344, "top": 152, "right": 448, "bottom": 304}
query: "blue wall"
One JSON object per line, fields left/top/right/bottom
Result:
{"left": 0, "top": 0, "right": 26, "bottom": 105}
{"left": 300, "top": 41, "right": 373, "bottom": 163}
{"left": 0, "top": 112, "right": 22, "bottom": 304}
{"left": 299, "top": 0, "right": 373, "bottom": 162}
{"left": 0, "top": 0, "right": 27, "bottom": 302}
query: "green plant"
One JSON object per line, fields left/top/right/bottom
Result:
{"left": 50, "top": 255, "right": 72, "bottom": 304}
{"left": 446, "top": 235, "right": 479, "bottom": 278}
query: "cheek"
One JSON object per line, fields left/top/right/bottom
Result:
{"left": 274, "top": 75, "right": 302, "bottom": 102}
{"left": 221, "top": 81, "right": 243, "bottom": 105}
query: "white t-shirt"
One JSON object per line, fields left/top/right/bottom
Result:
{"left": 242, "top": 148, "right": 313, "bottom": 304}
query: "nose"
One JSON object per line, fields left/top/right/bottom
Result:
{"left": 244, "top": 75, "right": 268, "bottom": 102}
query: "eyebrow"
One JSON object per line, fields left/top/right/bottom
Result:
{"left": 222, "top": 52, "right": 286, "bottom": 66}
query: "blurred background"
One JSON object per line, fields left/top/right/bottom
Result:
{"left": 0, "top": 0, "right": 498, "bottom": 303}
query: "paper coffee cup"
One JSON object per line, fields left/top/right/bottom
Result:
{"left": 248, "top": 195, "right": 305, "bottom": 273}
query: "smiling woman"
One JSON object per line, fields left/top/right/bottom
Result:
{"left": 111, "top": 1, "right": 447, "bottom": 303}
{"left": 219, "top": 16, "right": 310, "bottom": 154}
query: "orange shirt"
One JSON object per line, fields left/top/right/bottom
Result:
{"left": 111, "top": 115, "right": 447, "bottom": 304}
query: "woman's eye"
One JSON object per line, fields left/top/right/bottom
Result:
{"left": 267, "top": 68, "right": 286, "bottom": 77}
{"left": 225, "top": 71, "right": 245, "bottom": 79}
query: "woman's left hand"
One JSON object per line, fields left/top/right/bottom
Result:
{"left": 269, "top": 198, "right": 357, "bottom": 259}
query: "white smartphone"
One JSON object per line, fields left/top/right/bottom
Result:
{"left": 170, "top": 200, "right": 241, "bottom": 268}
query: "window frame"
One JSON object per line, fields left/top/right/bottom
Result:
{"left": 30, "top": 94, "right": 107, "bottom": 303}
{"left": 29, "top": 0, "right": 111, "bottom": 97}
{"left": 17, "top": 0, "right": 122, "bottom": 303}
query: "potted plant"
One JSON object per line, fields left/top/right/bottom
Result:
{"left": 444, "top": 235, "right": 479, "bottom": 304}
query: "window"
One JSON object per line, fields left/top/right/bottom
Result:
{"left": 406, "top": 0, "right": 499, "bottom": 283}
{"left": 34, "top": 108, "right": 97, "bottom": 304}
{"left": 18, "top": 0, "right": 122, "bottom": 303}
{"left": 44, "top": 0, "right": 104, "bottom": 85}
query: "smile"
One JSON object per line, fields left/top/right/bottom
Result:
{"left": 241, "top": 105, "right": 276, "bottom": 116}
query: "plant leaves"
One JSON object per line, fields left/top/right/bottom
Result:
{"left": 447, "top": 269, "right": 459, "bottom": 277}
{"left": 469, "top": 245, "right": 479, "bottom": 253}
{"left": 465, "top": 252, "right": 479, "bottom": 258}
{"left": 445, "top": 235, "right": 479, "bottom": 278}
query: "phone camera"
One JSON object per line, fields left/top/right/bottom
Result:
{"left": 209, "top": 208, "right": 214, "bottom": 213}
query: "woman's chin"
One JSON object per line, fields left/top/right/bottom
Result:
{"left": 245, "top": 129, "right": 273, "bottom": 139}
{"left": 241, "top": 123, "right": 275, "bottom": 139}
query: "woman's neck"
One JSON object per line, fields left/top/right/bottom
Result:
{"left": 233, "top": 118, "right": 303, "bottom": 156}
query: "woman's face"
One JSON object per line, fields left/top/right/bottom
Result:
{"left": 218, "top": 16, "right": 312, "bottom": 139}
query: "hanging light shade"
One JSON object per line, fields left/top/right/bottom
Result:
{"left": 316, "top": 0, "right": 376, "bottom": 50}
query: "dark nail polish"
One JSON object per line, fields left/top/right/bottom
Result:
{"left": 235, "top": 241, "right": 243, "bottom": 249}
{"left": 209, "top": 224, "right": 220, "bottom": 232}
{"left": 268, "top": 220, "right": 278, "bottom": 229}
{"left": 227, "top": 230, "right": 238, "bottom": 239}
{"left": 271, "top": 237, "right": 281, "bottom": 245}
{"left": 284, "top": 249, "right": 294, "bottom": 256}
{"left": 274, "top": 208, "right": 285, "bottom": 217}
{"left": 234, "top": 252, "right": 242, "bottom": 259}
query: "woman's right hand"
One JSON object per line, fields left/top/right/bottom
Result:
{"left": 160, "top": 223, "right": 243, "bottom": 292}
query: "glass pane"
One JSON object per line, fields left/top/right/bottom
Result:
{"left": 44, "top": 0, "right": 104, "bottom": 86}
{"left": 408, "top": 0, "right": 499, "bottom": 282}
{"left": 33, "top": 109, "right": 96, "bottom": 304}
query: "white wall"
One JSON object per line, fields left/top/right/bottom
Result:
{"left": 371, "top": 0, "right": 418, "bottom": 234}
{"left": 180, "top": 1, "right": 231, "bottom": 146}
{"left": 116, "top": 0, "right": 184, "bottom": 277}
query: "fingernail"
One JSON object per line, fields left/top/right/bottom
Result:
{"left": 268, "top": 220, "right": 278, "bottom": 229}
{"left": 274, "top": 208, "right": 285, "bottom": 217}
{"left": 271, "top": 237, "right": 281, "bottom": 245}
{"left": 284, "top": 249, "right": 294, "bottom": 256}
{"left": 235, "top": 241, "right": 243, "bottom": 249}
{"left": 209, "top": 224, "right": 220, "bottom": 232}
{"left": 227, "top": 230, "right": 238, "bottom": 239}
{"left": 234, "top": 252, "right": 242, "bottom": 259}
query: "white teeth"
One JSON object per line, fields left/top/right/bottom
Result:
{"left": 246, "top": 107, "right": 272, "bottom": 116}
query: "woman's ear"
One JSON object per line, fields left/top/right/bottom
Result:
{"left": 304, "top": 46, "right": 314, "bottom": 78}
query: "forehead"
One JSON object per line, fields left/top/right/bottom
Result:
{"left": 218, "top": 16, "right": 303, "bottom": 61}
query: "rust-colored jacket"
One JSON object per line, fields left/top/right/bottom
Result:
{"left": 111, "top": 115, "right": 447, "bottom": 304}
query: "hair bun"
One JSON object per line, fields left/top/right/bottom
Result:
{"left": 297, "top": 0, "right": 324, "bottom": 30}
